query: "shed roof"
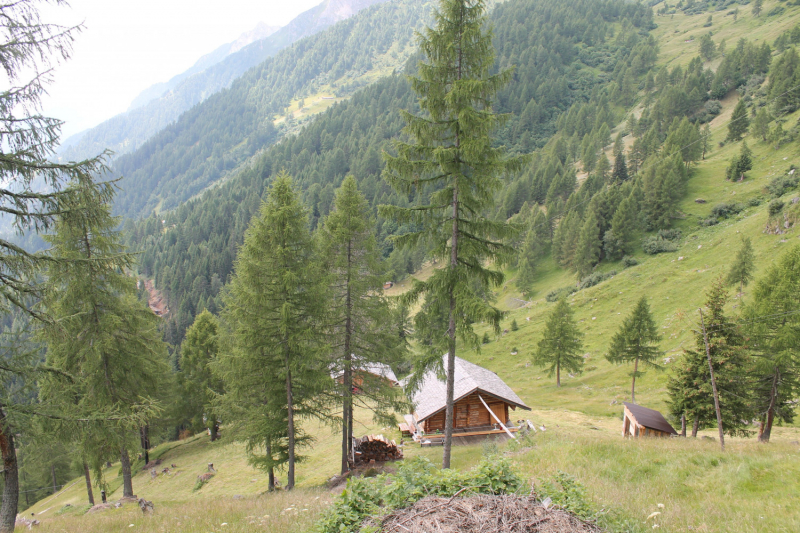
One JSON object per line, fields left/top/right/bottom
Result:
{"left": 624, "top": 402, "right": 678, "bottom": 435}
{"left": 411, "top": 355, "right": 530, "bottom": 422}
{"left": 331, "top": 357, "right": 399, "bottom": 384}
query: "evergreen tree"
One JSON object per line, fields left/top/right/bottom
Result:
{"left": 701, "top": 124, "right": 711, "bottom": 160}
{"left": 604, "top": 196, "right": 637, "bottom": 260}
{"left": 612, "top": 152, "right": 629, "bottom": 183}
{"left": 515, "top": 211, "right": 548, "bottom": 297}
{"left": 596, "top": 153, "right": 611, "bottom": 180}
{"left": 726, "top": 237, "right": 755, "bottom": 294}
{"left": 726, "top": 99, "right": 749, "bottom": 142}
{"left": 606, "top": 297, "right": 663, "bottom": 403}
{"left": 39, "top": 183, "right": 170, "bottom": 501}
{"left": 318, "top": 176, "right": 405, "bottom": 475}
{"left": 750, "top": 107, "right": 771, "bottom": 142}
{"left": 534, "top": 298, "right": 584, "bottom": 387}
{"left": 179, "top": 310, "right": 223, "bottom": 441}
{"left": 699, "top": 33, "right": 716, "bottom": 61}
{"left": 218, "top": 173, "right": 328, "bottom": 490}
{"left": 743, "top": 245, "right": 800, "bottom": 442}
{"left": 573, "top": 211, "right": 601, "bottom": 279}
{"left": 666, "top": 278, "right": 753, "bottom": 437}
{"left": 752, "top": 0, "right": 762, "bottom": 17}
{"left": 380, "top": 0, "right": 521, "bottom": 469}
{"left": 725, "top": 141, "right": 753, "bottom": 181}
{"left": 0, "top": 4, "right": 115, "bottom": 525}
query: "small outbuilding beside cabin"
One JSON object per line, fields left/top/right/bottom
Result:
{"left": 622, "top": 402, "right": 678, "bottom": 438}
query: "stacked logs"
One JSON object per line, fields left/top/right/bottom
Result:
{"left": 353, "top": 434, "right": 403, "bottom": 465}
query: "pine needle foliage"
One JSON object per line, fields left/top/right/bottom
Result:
{"left": 179, "top": 309, "right": 223, "bottom": 441}
{"left": 217, "top": 172, "right": 329, "bottom": 490}
{"left": 742, "top": 245, "right": 800, "bottom": 442}
{"left": 317, "top": 175, "right": 406, "bottom": 474}
{"left": 605, "top": 296, "right": 663, "bottom": 403}
{"left": 726, "top": 236, "right": 755, "bottom": 294}
{"left": 39, "top": 183, "right": 170, "bottom": 499}
{"left": 380, "top": 0, "right": 523, "bottom": 468}
{"left": 534, "top": 298, "right": 584, "bottom": 387}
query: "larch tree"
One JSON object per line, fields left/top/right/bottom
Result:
{"left": 606, "top": 296, "right": 663, "bottom": 403}
{"left": 612, "top": 152, "right": 629, "bottom": 183}
{"left": 534, "top": 298, "right": 584, "bottom": 387}
{"left": 743, "top": 245, "right": 800, "bottom": 442}
{"left": 380, "top": 0, "right": 522, "bottom": 469}
{"left": 573, "top": 211, "right": 601, "bottom": 279}
{"left": 318, "top": 175, "right": 406, "bottom": 475}
{"left": 727, "top": 99, "right": 749, "bottom": 142}
{"left": 0, "top": 2, "right": 130, "bottom": 526}
{"left": 726, "top": 236, "right": 755, "bottom": 295}
{"left": 179, "top": 309, "right": 223, "bottom": 441}
{"left": 219, "top": 173, "right": 329, "bottom": 490}
{"left": 515, "top": 210, "right": 549, "bottom": 298}
{"left": 39, "top": 183, "right": 170, "bottom": 502}
{"left": 666, "top": 278, "right": 753, "bottom": 437}
{"left": 750, "top": 108, "right": 771, "bottom": 142}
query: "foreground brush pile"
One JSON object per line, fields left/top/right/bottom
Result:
{"left": 375, "top": 494, "right": 603, "bottom": 533}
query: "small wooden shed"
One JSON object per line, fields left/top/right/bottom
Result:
{"left": 622, "top": 402, "right": 678, "bottom": 438}
{"left": 406, "top": 355, "right": 530, "bottom": 439}
{"left": 332, "top": 357, "right": 399, "bottom": 393}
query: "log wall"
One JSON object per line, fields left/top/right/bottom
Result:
{"left": 423, "top": 393, "right": 510, "bottom": 433}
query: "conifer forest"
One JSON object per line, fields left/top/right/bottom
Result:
{"left": 3, "top": 0, "right": 800, "bottom": 531}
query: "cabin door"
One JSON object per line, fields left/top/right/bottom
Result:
{"left": 489, "top": 403, "right": 506, "bottom": 425}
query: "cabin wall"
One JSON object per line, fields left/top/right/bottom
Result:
{"left": 423, "top": 393, "right": 511, "bottom": 433}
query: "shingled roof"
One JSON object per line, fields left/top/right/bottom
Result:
{"left": 624, "top": 402, "right": 678, "bottom": 435}
{"left": 331, "top": 356, "right": 399, "bottom": 384}
{"left": 411, "top": 355, "right": 530, "bottom": 423}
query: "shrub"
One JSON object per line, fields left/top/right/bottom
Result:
{"left": 767, "top": 173, "right": 799, "bottom": 198}
{"left": 482, "top": 332, "right": 490, "bottom": 344}
{"left": 194, "top": 472, "right": 214, "bottom": 491}
{"left": 510, "top": 319, "right": 518, "bottom": 331}
{"left": 579, "top": 270, "right": 616, "bottom": 290}
{"left": 769, "top": 199, "right": 785, "bottom": 216}
{"left": 747, "top": 197, "right": 762, "bottom": 207}
{"left": 546, "top": 286, "right": 577, "bottom": 302}
{"left": 657, "top": 228, "right": 682, "bottom": 241}
{"left": 622, "top": 255, "right": 638, "bottom": 268}
{"left": 643, "top": 236, "right": 678, "bottom": 254}
{"left": 710, "top": 202, "right": 745, "bottom": 220}
{"left": 704, "top": 99, "right": 722, "bottom": 116}
{"left": 699, "top": 218, "right": 719, "bottom": 227}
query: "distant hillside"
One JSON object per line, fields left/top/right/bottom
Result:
{"left": 56, "top": 0, "right": 390, "bottom": 163}
{"left": 111, "top": 0, "right": 434, "bottom": 219}
{"left": 126, "top": 22, "right": 282, "bottom": 112}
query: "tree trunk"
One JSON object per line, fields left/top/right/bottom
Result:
{"left": 631, "top": 357, "right": 639, "bottom": 403}
{"left": 556, "top": 363, "right": 561, "bottom": 387}
{"left": 699, "top": 310, "right": 725, "bottom": 451}
{"left": 83, "top": 461, "right": 94, "bottom": 505}
{"left": 443, "top": 173, "right": 459, "bottom": 470}
{"left": 210, "top": 421, "right": 219, "bottom": 442}
{"left": 266, "top": 440, "right": 275, "bottom": 492}
{"left": 285, "top": 364, "right": 295, "bottom": 490}
{"left": 140, "top": 426, "right": 150, "bottom": 464}
{"left": 691, "top": 417, "right": 699, "bottom": 438}
{"left": 0, "top": 408, "right": 19, "bottom": 533}
{"left": 120, "top": 447, "right": 134, "bottom": 498}
{"left": 341, "top": 250, "right": 353, "bottom": 475}
{"left": 759, "top": 368, "right": 780, "bottom": 443}
{"left": 680, "top": 413, "right": 687, "bottom": 437}
{"left": 51, "top": 464, "right": 57, "bottom": 494}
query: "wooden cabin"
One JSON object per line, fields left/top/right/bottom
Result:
{"left": 332, "top": 358, "right": 399, "bottom": 393}
{"left": 405, "top": 355, "right": 530, "bottom": 440}
{"left": 622, "top": 402, "right": 678, "bottom": 438}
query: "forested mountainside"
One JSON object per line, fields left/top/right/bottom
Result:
{"left": 56, "top": 0, "right": 390, "bottom": 163}
{"left": 123, "top": 0, "right": 655, "bottom": 345}
{"left": 110, "top": 0, "right": 433, "bottom": 219}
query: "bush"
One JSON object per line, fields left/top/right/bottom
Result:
{"left": 699, "top": 218, "right": 719, "bottom": 227}
{"left": 657, "top": 228, "right": 682, "bottom": 241}
{"left": 510, "top": 319, "right": 518, "bottom": 331}
{"left": 546, "top": 286, "right": 577, "bottom": 302}
{"left": 769, "top": 199, "right": 785, "bottom": 216}
{"left": 622, "top": 255, "right": 638, "bottom": 268}
{"left": 747, "top": 197, "right": 762, "bottom": 207}
{"left": 710, "top": 202, "right": 745, "bottom": 220}
{"left": 643, "top": 236, "right": 678, "bottom": 254}
{"left": 579, "top": 270, "right": 616, "bottom": 290}
{"left": 767, "top": 173, "right": 799, "bottom": 198}
{"left": 704, "top": 99, "right": 722, "bottom": 116}
{"left": 482, "top": 332, "right": 490, "bottom": 344}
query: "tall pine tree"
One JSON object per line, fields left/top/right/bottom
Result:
{"left": 726, "top": 236, "right": 755, "bottom": 295}
{"left": 318, "top": 176, "right": 406, "bottom": 475}
{"left": 380, "top": 0, "right": 521, "bottom": 468}
{"left": 218, "top": 173, "right": 328, "bottom": 490}
{"left": 534, "top": 298, "right": 584, "bottom": 387}
{"left": 727, "top": 99, "right": 749, "bottom": 142}
{"left": 179, "top": 309, "right": 223, "bottom": 441}
{"left": 606, "top": 296, "right": 663, "bottom": 403}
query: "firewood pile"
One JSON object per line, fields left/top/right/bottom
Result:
{"left": 353, "top": 434, "right": 403, "bottom": 465}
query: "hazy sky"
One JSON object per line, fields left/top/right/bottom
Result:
{"left": 39, "top": 0, "right": 321, "bottom": 139}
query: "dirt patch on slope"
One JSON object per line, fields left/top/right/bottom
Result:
{"left": 144, "top": 279, "right": 169, "bottom": 317}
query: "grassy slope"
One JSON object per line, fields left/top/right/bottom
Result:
{"left": 23, "top": 3, "right": 800, "bottom": 532}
